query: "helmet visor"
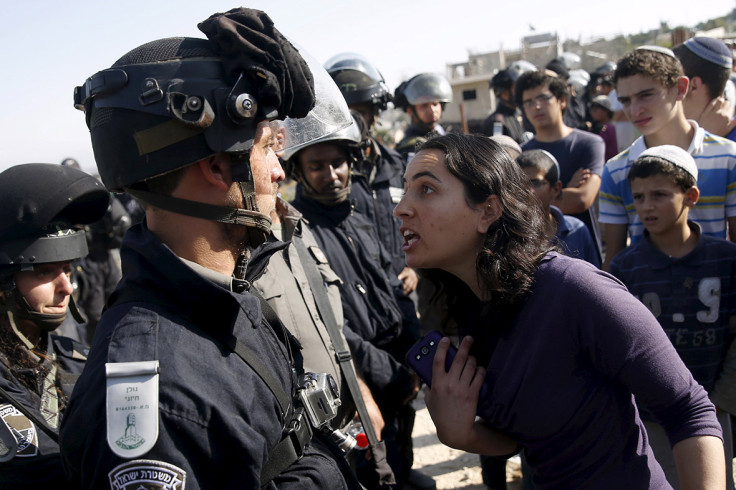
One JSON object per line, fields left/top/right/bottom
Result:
{"left": 279, "top": 43, "right": 353, "bottom": 154}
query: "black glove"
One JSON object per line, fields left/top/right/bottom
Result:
{"left": 198, "top": 8, "right": 315, "bottom": 120}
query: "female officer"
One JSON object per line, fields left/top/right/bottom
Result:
{"left": 0, "top": 163, "right": 109, "bottom": 488}
{"left": 393, "top": 134, "right": 726, "bottom": 489}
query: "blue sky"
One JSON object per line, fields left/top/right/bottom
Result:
{"left": 1, "top": 0, "right": 733, "bottom": 174}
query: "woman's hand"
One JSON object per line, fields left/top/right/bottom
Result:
{"left": 398, "top": 267, "right": 419, "bottom": 295}
{"left": 424, "top": 336, "right": 518, "bottom": 456}
{"left": 424, "top": 336, "right": 485, "bottom": 448}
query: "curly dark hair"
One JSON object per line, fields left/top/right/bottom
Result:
{"left": 613, "top": 48, "right": 683, "bottom": 89}
{"left": 0, "top": 300, "right": 67, "bottom": 417}
{"left": 514, "top": 70, "right": 569, "bottom": 108}
{"left": 417, "top": 134, "right": 555, "bottom": 314}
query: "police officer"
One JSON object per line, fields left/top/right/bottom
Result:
{"left": 394, "top": 73, "right": 453, "bottom": 162}
{"left": 481, "top": 68, "right": 527, "bottom": 143}
{"left": 59, "top": 8, "right": 359, "bottom": 489}
{"left": 73, "top": 191, "right": 131, "bottom": 346}
{"left": 0, "top": 163, "right": 109, "bottom": 489}
{"left": 282, "top": 118, "right": 428, "bottom": 489}
{"left": 325, "top": 53, "right": 418, "bottom": 297}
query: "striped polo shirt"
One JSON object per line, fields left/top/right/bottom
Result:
{"left": 599, "top": 121, "right": 736, "bottom": 243}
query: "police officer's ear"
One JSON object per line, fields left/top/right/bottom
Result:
{"left": 196, "top": 154, "right": 233, "bottom": 191}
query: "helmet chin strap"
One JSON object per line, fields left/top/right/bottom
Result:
{"left": 7, "top": 289, "right": 67, "bottom": 333}
{"left": 128, "top": 189, "right": 272, "bottom": 234}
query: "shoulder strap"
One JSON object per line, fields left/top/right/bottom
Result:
{"left": 292, "top": 237, "right": 375, "bottom": 441}
{"left": 107, "top": 282, "right": 309, "bottom": 485}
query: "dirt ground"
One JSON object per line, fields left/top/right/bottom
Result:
{"left": 410, "top": 392, "right": 522, "bottom": 489}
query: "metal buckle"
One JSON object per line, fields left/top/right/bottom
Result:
{"left": 285, "top": 408, "right": 313, "bottom": 459}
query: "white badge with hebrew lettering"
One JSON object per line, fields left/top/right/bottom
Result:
{"left": 106, "top": 361, "right": 160, "bottom": 458}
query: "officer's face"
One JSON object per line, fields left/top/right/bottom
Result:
{"left": 249, "top": 121, "right": 286, "bottom": 216}
{"left": 298, "top": 143, "right": 350, "bottom": 195}
{"left": 13, "top": 261, "right": 74, "bottom": 315}
{"left": 412, "top": 102, "right": 442, "bottom": 126}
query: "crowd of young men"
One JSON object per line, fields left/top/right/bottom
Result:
{"left": 1, "top": 5, "right": 736, "bottom": 488}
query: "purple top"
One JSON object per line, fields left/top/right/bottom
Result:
{"left": 475, "top": 252, "right": 721, "bottom": 488}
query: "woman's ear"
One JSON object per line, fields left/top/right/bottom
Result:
{"left": 478, "top": 196, "right": 503, "bottom": 234}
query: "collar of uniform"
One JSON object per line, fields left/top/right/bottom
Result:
{"left": 275, "top": 196, "right": 303, "bottom": 242}
{"left": 178, "top": 256, "right": 234, "bottom": 292}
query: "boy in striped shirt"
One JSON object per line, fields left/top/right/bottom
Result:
{"left": 599, "top": 45, "right": 736, "bottom": 270}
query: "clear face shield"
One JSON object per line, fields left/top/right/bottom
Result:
{"left": 277, "top": 43, "right": 353, "bottom": 157}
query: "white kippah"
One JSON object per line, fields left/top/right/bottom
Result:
{"left": 635, "top": 45, "right": 677, "bottom": 59}
{"left": 637, "top": 145, "right": 698, "bottom": 180}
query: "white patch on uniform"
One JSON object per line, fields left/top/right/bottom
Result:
{"left": 308, "top": 246, "right": 329, "bottom": 265}
{"left": 389, "top": 186, "right": 404, "bottom": 204}
{"left": 108, "top": 459, "right": 186, "bottom": 489}
{"left": 106, "top": 361, "right": 160, "bottom": 458}
{"left": 0, "top": 404, "right": 38, "bottom": 458}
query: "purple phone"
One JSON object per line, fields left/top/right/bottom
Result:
{"left": 405, "top": 330, "right": 456, "bottom": 388}
{"left": 405, "top": 330, "right": 490, "bottom": 407}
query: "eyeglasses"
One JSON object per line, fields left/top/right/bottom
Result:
{"left": 529, "top": 179, "right": 550, "bottom": 188}
{"left": 522, "top": 93, "right": 555, "bottom": 110}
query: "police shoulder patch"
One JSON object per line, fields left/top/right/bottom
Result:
{"left": 108, "top": 459, "right": 186, "bottom": 489}
{"left": 106, "top": 361, "right": 160, "bottom": 458}
{"left": 0, "top": 404, "right": 37, "bottom": 458}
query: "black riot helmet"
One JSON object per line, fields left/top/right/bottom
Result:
{"left": 0, "top": 164, "right": 110, "bottom": 273}
{"left": 73, "top": 8, "right": 351, "bottom": 238}
{"left": 0, "top": 164, "right": 110, "bottom": 329}
{"left": 490, "top": 69, "right": 514, "bottom": 95}
{"left": 324, "top": 52, "right": 392, "bottom": 111}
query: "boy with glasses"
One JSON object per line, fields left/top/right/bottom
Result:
{"left": 517, "top": 149, "right": 600, "bottom": 267}
{"left": 517, "top": 70, "right": 606, "bottom": 263}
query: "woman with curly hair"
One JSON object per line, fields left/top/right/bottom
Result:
{"left": 394, "top": 133, "right": 726, "bottom": 489}
{"left": 0, "top": 163, "right": 108, "bottom": 488}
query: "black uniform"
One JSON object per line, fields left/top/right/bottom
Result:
{"left": 59, "top": 221, "right": 355, "bottom": 489}
{"left": 480, "top": 100, "right": 525, "bottom": 144}
{"left": 395, "top": 124, "right": 443, "bottom": 163}
{"left": 350, "top": 140, "right": 406, "bottom": 276}
{"left": 292, "top": 191, "right": 419, "bottom": 487}
{"left": 0, "top": 331, "right": 86, "bottom": 490}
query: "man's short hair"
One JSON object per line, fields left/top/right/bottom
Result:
{"left": 514, "top": 70, "right": 568, "bottom": 108}
{"left": 673, "top": 38, "right": 731, "bottom": 100}
{"left": 613, "top": 48, "right": 683, "bottom": 89}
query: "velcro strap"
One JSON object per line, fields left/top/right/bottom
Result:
{"left": 260, "top": 409, "right": 313, "bottom": 486}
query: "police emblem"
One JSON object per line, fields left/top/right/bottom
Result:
{"left": 108, "top": 459, "right": 186, "bottom": 490}
{"left": 106, "top": 361, "right": 160, "bottom": 458}
{"left": 116, "top": 412, "right": 145, "bottom": 450}
{"left": 0, "top": 404, "right": 38, "bottom": 458}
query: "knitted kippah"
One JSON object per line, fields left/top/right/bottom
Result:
{"left": 637, "top": 145, "right": 697, "bottom": 180}
{"left": 683, "top": 37, "right": 732, "bottom": 69}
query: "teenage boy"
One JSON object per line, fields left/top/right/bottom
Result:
{"left": 599, "top": 45, "right": 736, "bottom": 271}
{"left": 609, "top": 145, "right": 736, "bottom": 490}
{"left": 673, "top": 37, "right": 736, "bottom": 141}
{"left": 517, "top": 70, "right": 605, "bottom": 263}
{"left": 517, "top": 149, "right": 600, "bottom": 267}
